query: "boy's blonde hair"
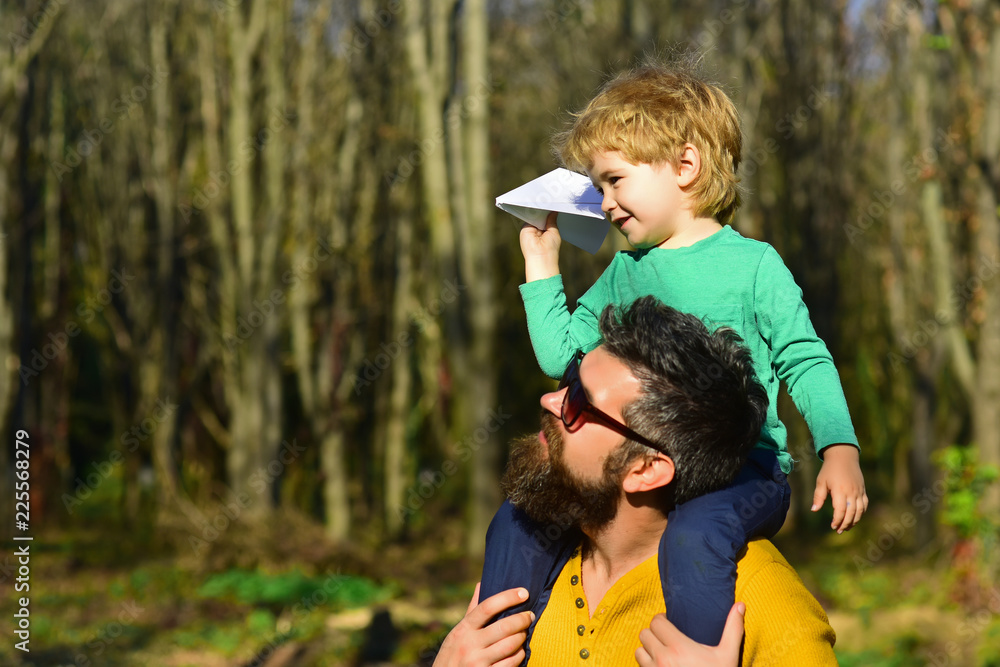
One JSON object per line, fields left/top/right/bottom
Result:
{"left": 554, "top": 64, "right": 743, "bottom": 225}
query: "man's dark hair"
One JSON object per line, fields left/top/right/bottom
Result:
{"left": 599, "top": 296, "right": 768, "bottom": 505}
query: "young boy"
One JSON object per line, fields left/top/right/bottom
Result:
{"left": 482, "top": 63, "right": 867, "bottom": 649}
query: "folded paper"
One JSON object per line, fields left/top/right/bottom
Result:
{"left": 495, "top": 168, "right": 609, "bottom": 254}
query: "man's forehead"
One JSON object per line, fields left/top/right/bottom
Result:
{"left": 581, "top": 346, "right": 641, "bottom": 403}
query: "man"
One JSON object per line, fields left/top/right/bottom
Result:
{"left": 435, "top": 297, "right": 837, "bottom": 666}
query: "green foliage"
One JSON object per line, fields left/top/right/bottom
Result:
{"left": 836, "top": 633, "right": 929, "bottom": 667}
{"left": 246, "top": 609, "right": 276, "bottom": 634}
{"left": 197, "top": 569, "right": 394, "bottom": 610}
{"left": 817, "top": 569, "right": 898, "bottom": 614}
{"left": 923, "top": 34, "right": 952, "bottom": 50}
{"left": 175, "top": 626, "right": 243, "bottom": 653}
{"left": 977, "top": 618, "right": 1000, "bottom": 667}
{"left": 935, "top": 445, "right": 1000, "bottom": 540}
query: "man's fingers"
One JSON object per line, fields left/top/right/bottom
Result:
{"left": 481, "top": 630, "right": 528, "bottom": 665}
{"left": 545, "top": 211, "right": 559, "bottom": 228}
{"left": 646, "top": 612, "right": 683, "bottom": 643}
{"left": 466, "top": 582, "right": 481, "bottom": 615}
{"left": 718, "top": 602, "right": 746, "bottom": 655}
{"left": 635, "top": 645, "right": 655, "bottom": 667}
{"left": 466, "top": 588, "right": 530, "bottom": 628}
{"left": 478, "top": 610, "right": 533, "bottom": 649}
{"left": 493, "top": 648, "right": 526, "bottom": 667}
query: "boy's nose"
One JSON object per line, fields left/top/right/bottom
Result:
{"left": 601, "top": 193, "right": 616, "bottom": 213}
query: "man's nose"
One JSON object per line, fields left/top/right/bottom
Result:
{"left": 540, "top": 388, "right": 565, "bottom": 417}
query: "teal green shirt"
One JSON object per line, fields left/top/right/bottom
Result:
{"left": 519, "top": 226, "right": 858, "bottom": 473}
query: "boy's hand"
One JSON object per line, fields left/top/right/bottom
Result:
{"left": 812, "top": 444, "right": 868, "bottom": 533}
{"left": 636, "top": 602, "right": 745, "bottom": 667}
{"left": 433, "top": 583, "right": 533, "bottom": 667}
{"left": 520, "top": 212, "right": 562, "bottom": 282}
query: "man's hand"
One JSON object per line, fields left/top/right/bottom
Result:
{"left": 635, "top": 602, "right": 745, "bottom": 667}
{"left": 433, "top": 583, "right": 534, "bottom": 667}
{"left": 812, "top": 443, "right": 868, "bottom": 533}
{"left": 520, "top": 212, "right": 562, "bottom": 282}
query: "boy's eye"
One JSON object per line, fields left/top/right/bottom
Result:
{"left": 609, "top": 176, "right": 621, "bottom": 185}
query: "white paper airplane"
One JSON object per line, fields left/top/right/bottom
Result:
{"left": 495, "top": 168, "right": 609, "bottom": 254}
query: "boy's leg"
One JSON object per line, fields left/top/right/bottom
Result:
{"left": 480, "top": 499, "right": 578, "bottom": 620}
{"left": 659, "top": 448, "right": 790, "bottom": 645}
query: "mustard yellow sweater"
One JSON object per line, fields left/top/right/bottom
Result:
{"left": 529, "top": 539, "right": 837, "bottom": 666}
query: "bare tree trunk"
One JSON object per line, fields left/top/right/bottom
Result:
{"left": 937, "top": 1, "right": 1000, "bottom": 515}
{"left": 0, "top": 0, "right": 65, "bottom": 534}
{"left": 457, "top": 0, "right": 499, "bottom": 555}
{"left": 970, "top": 8, "right": 1000, "bottom": 514}
{"left": 194, "top": 0, "right": 285, "bottom": 512}
{"left": 385, "top": 212, "right": 414, "bottom": 534}
{"left": 149, "top": 2, "right": 183, "bottom": 518}
{"left": 399, "top": 0, "right": 462, "bottom": 538}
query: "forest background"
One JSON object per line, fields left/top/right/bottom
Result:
{"left": 1, "top": 0, "right": 1000, "bottom": 665}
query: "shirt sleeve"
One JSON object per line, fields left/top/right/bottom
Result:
{"left": 519, "top": 272, "right": 606, "bottom": 380}
{"left": 753, "top": 246, "right": 859, "bottom": 456}
{"left": 739, "top": 561, "right": 838, "bottom": 666}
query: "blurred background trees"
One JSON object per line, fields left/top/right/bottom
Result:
{"left": 1, "top": 0, "right": 999, "bottom": 660}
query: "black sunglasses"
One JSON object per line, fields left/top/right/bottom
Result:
{"left": 558, "top": 351, "right": 667, "bottom": 455}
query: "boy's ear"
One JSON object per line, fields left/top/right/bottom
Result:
{"left": 623, "top": 454, "right": 675, "bottom": 493}
{"left": 676, "top": 143, "right": 701, "bottom": 188}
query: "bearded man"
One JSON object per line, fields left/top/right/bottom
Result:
{"left": 435, "top": 296, "right": 838, "bottom": 667}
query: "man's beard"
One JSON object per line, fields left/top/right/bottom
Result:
{"left": 499, "top": 412, "right": 629, "bottom": 532}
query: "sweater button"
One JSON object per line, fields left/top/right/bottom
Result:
{"left": 580, "top": 648, "right": 590, "bottom": 659}
{"left": 575, "top": 597, "right": 585, "bottom": 609}
{"left": 571, "top": 575, "right": 579, "bottom": 585}
{"left": 577, "top": 624, "right": 585, "bottom": 636}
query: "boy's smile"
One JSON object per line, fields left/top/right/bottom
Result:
{"left": 587, "top": 150, "right": 687, "bottom": 249}
{"left": 587, "top": 149, "right": 722, "bottom": 250}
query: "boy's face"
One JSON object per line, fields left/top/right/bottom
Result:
{"left": 587, "top": 150, "right": 688, "bottom": 249}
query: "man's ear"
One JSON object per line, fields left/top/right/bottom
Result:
{"left": 622, "top": 454, "right": 675, "bottom": 494}
{"left": 676, "top": 143, "right": 701, "bottom": 189}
